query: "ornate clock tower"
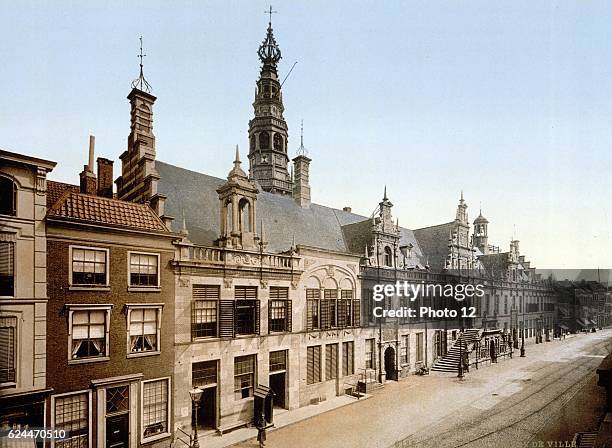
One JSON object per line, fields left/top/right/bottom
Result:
{"left": 247, "top": 15, "right": 292, "bottom": 195}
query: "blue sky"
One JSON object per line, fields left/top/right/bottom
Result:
{"left": 1, "top": 1, "right": 611, "bottom": 268}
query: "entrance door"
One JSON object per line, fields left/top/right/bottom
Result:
{"left": 193, "top": 387, "right": 216, "bottom": 430}
{"left": 269, "top": 372, "right": 286, "bottom": 409}
{"left": 106, "top": 414, "right": 129, "bottom": 448}
{"left": 384, "top": 347, "right": 396, "bottom": 381}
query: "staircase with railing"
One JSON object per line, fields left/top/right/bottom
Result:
{"left": 430, "top": 329, "right": 481, "bottom": 373}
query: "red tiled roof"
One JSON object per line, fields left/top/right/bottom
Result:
{"left": 47, "top": 180, "right": 79, "bottom": 208}
{"left": 47, "top": 185, "right": 168, "bottom": 232}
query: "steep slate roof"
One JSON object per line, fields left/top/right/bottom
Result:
{"left": 47, "top": 181, "right": 168, "bottom": 232}
{"left": 157, "top": 161, "right": 425, "bottom": 263}
{"left": 413, "top": 222, "right": 455, "bottom": 269}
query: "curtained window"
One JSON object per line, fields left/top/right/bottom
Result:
{"left": 69, "top": 308, "right": 110, "bottom": 361}
{"left": 128, "top": 306, "right": 161, "bottom": 354}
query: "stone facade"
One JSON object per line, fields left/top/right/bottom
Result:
{"left": 0, "top": 150, "right": 55, "bottom": 429}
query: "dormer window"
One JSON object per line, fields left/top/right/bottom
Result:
{"left": 0, "top": 177, "right": 17, "bottom": 216}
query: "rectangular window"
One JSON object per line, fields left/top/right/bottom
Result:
{"left": 235, "top": 287, "right": 259, "bottom": 335}
{"left": 192, "top": 285, "right": 219, "bottom": 338}
{"left": 269, "top": 286, "right": 291, "bottom": 333}
{"left": 0, "top": 316, "right": 17, "bottom": 383}
{"left": 0, "top": 241, "right": 14, "bottom": 296}
{"left": 307, "top": 346, "right": 321, "bottom": 384}
{"left": 129, "top": 252, "right": 159, "bottom": 287}
{"left": 269, "top": 350, "right": 287, "bottom": 372}
{"left": 128, "top": 306, "right": 161, "bottom": 354}
{"left": 69, "top": 308, "right": 110, "bottom": 361}
{"left": 306, "top": 289, "right": 320, "bottom": 330}
{"left": 142, "top": 378, "right": 170, "bottom": 440}
{"left": 192, "top": 360, "right": 218, "bottom": 388}
{"left": 53, "top": 391, "right": 90, "bottom": 448}
{"left": 401, "top": 335, "right": 409, "bottom": 364}
{"left": 365, "top": 338, "right": 375, "bottom": 370}
{"left": 325, "top": 344, "right": 338, "bottom": 380}
{"left": 323, "top": 289, "right": 337, "bottom": 328}
{"left": 234, "top": 355, "right": 256, "bottom": 400}
{"left": 339, "top": 290, "right": 353, "bottom": 327}
{"left": 71, "top": 247, "right": 107, "bottom": 286}
{"left": 342, "top": 341, "right": 354, "bottom": 376}
{"left": 416, "top": 332, "right": 424, "bottom": 363}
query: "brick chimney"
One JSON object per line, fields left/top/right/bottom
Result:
{"left": 97, "top": 157, "right": 114, "bottom": 198}
{"left": 79, "top": 135, "right": 97, "bottom": 195}
{"left": 292, "top": 154, "right": 311, "bottom": 208}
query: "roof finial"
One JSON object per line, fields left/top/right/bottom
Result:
{"left": 131, "top": 36, "right": 152, "bottom": 93}
{"left": 383, "top": 185, "right": 388, "bottom": 201}
{"left": 265, "top": 5, "right": 277, "bottom": 25}
{"left": 258, "top": 7, "right": 282, "bottom": 65}
{"left": 296, "top": 119, "right": 308, "bottom": 156}
{"left": 235, "top": 144, "right": 241, "bottom": 164}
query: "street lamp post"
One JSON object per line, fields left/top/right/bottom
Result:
{"left": 520, "top": 327, "right": 526, "bottom": 357}
{"left": 189, "top": 388, "right": 204, "bottom": 448}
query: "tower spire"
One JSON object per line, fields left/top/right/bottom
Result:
{"left": 131, "top": 36, "right": 152, "bottom": 93}
{"left": 248, "top": 10, "right": 291, "bottom": 195}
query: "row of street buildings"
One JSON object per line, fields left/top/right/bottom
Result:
{"left": 1, "top": 18, "right": 609, "bottom": 448}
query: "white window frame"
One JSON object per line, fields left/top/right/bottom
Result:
{"left": 66, "top": 304, "right": 112, "bottom": 364}
{"left": 69, "top": 245, "right": 110, "bottom": 289}
{"left": 50, "top": 389, "right": 93, "bottom": 448}
{"left": 125, "top": 304, "right": 163, "bottom": 358}
{"left": 140, "top": 377, "right": 172, "bottom": 443}
{"left": 127, "top": 251, "right": 161, "bottom": 291}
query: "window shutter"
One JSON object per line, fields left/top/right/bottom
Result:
{"left": 254, "top": 300, "right": 260, "bottom": 335}
{"left": 235, "top": 286, "right": 257, "bottom": 300}
{"left": 337, "top": 300, "right": 347, "bottom": 328}
{"left": 286, "top": 300, "right": 292, "bottom": 332}
{"left": 219, "top": 300, "right": 235, "bottom": 339}
{"left": 320, "top": 300, "right": 330, "bottom": 329}
{"left": 353, "top": 299, "right": 360, "bottom": 327}
{"left": 314, "top": 346, "right": 320, "bottom": 382}
{"left": 268, "top": 300, "right": 272, "bottom": 335}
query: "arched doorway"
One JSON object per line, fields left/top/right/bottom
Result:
{"left": 384, "top": 346, "right": 396, "bottom": 381}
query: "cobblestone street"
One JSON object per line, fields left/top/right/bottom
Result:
{"left": 232, "top": 330, "right": 612, "bottom": 448}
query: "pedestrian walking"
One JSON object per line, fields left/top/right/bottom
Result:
{"left": 257, "top": 413, "right": 266, "bottom": 448}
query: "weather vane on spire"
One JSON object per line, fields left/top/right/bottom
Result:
{"left": 258, "top": 7, "right": 282, "bottom": 65}
{"left": 265, "top": 5, "right": 277, "bottom": 24}
{"left": 296, "top": 120, "right": 309, "bottom": 156}
{"left": 131, "top": 36, "right": 152, "bottom": 93}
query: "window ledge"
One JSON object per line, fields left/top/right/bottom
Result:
{"left": 0, "top": 382, "right": 17, "bottom": 389}
{"left": 141, "top": 432, "right": 171, "bottom": 444}
{"left": 68, "top": 356, "right": 110, "bottom": 365}
{"left": 69, "top": 286, "right": 110, "bottom": 292}
{"left": 127, "top": 351, "right": 160, "bottom": 359}
{"left": 0, "top": 296, "right": 16, "bottom": 300}
{"left": 192, "top": 337, "right": 220, "bottom": 343}
{"left": 128, "top": 286, "right": 161, "bottom": 293}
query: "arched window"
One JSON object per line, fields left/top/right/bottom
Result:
{"left": 0, "top": 177, "right": 17, "bottom": 216}
{"left": 273, "top": 133, "right": 282, "bottom": 151}
{"left": 259, "top": 132, "right": 270, "bottom": 150}
{"left": 239, "top": 199, "right": 251, "bottom": 233}
{"left": 250, "top": 135, "right": 255, "bottom": 151}
{"left": 383, "top": 246, "right": 393, "bottom": 267}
